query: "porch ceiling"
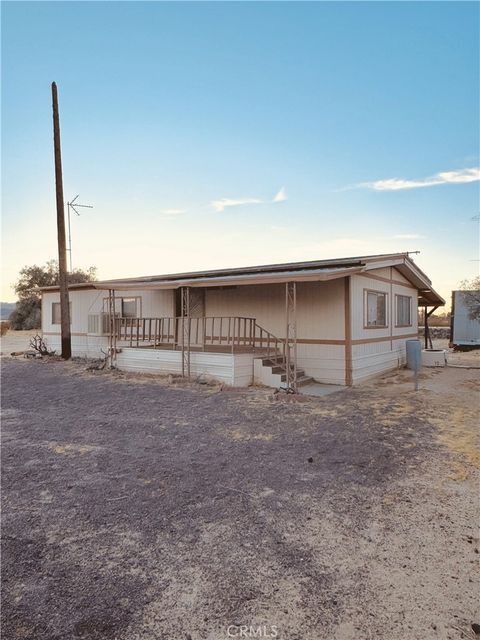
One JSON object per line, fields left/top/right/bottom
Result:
{"left": 417, "top": 289, "right": 445, "bottom": 307}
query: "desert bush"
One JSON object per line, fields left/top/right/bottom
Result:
{"left": 8, "top": 300, "right": 41, "bottom": 330}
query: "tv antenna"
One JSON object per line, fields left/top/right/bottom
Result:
{"left": 470, "top": 214, "right": 480, "bottom": 261}
{"left": 66, "top": 195, "right": 93, "bottom": 272}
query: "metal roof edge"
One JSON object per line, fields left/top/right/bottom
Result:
{"left": 92, "top": 265, "right": 367, "bottom": 290}
{"left": 88, "top": 253, "right": 409, "bottom": 288}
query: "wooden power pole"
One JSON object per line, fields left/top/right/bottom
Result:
{"left": 52, "top": 81, "right": 71, "bottom": 359}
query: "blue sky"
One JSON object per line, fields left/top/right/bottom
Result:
{"left": 2, "top": 1, "right": 479, "bottom": 304}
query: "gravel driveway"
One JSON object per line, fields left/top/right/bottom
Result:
{"left": 1, "top": 357, "right": 479, "bottom": 640}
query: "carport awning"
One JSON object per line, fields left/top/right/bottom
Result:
{"left": 91, "top": 266, "right": 366, "bottom": 290}
{"left": 418, "top": 289, "right": 445, "bottom": 307}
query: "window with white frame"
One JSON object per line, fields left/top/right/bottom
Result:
{"left": 52, "top": 302, "right": 72, "bottom": 325}
{"left": 365, "top": 290, "right": 387, "bottom": 327}
{"left": 396, "top": 294, "right": 412, "bottom": 327}
{"left": 102, "top": 296, "right": 141, "bottom": 318}
{"left": 121, "top": 297, "right": 138, "bottom": 318}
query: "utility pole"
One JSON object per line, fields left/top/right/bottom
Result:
{"left": 52, "top": 81, "right": 71, "bottom": 359}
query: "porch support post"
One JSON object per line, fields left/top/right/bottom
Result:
{"left": 424, "top": 305, "right": 439, "bottom": 350}
{"left": 344, "top": 276, "right": 353, "bottom": 386}
{"left": 424, "top": 305, "right": 428, "bottom": 350}
{"left": 285, "top": 281, "right": 297, "bottom": 392}
{"left": 181, "top": 286, "right": 191, "bottom": 378}
{"left": 107, "top": 289, "right": 117, "bottom": 369}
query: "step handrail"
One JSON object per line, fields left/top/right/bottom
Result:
{"left": 253, "top": 322, "right": 285, "bottom": 364}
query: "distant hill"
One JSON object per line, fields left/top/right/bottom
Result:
{"left": 1, "top": 302, "right": 16, "bottom": 321}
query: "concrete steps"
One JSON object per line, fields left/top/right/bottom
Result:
{"left": 254, "top": 355, "right": 314, "bottom": 388}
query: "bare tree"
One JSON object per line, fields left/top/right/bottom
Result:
{"left": 29, "top": 334, "right": 56, "bottom": 356}
{"left": 459, "top": 276, "right": 480, "bottom": 320}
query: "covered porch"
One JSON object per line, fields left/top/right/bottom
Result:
{"left": 107, "top": 306, "right": 305, "bottom": 388}
{"left": 96, "top": 263, "right": 365, "bottom": 388}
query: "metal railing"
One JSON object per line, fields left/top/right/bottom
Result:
{"left": 113, "top": 316, "right": 284, "bottom": 359}
{"left": 115, "top": 316, "right": 254, "bottom": 352}
{"left": 253, "top": 323, "right": 284, "bottom": 363}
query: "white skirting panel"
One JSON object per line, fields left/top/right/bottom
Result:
{"left": 116, "top": 348, "right": 258, "bottom": 386}
{"left": 352, "top": 337, "right": 414, "bottom": 384}
{"left": 297, "top": 343, "right": 346, "bottom": 385}
{"left": 44, "top": 335, "right": 108, "bottom": 359}
{"left": 233, "top": 353, "right": 259, "bottom": 387}
{"left": 43, "top": 336, "right": 258, "bottom": 385}
{"left": 116, "top": 348, "right": 233, "bottom": 384}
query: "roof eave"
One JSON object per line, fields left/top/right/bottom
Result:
{"left": 85, "top": 252, "right": 411, "bottom": 288}
{"left": 93, "top": 266, "right": 367, "bottom": 290}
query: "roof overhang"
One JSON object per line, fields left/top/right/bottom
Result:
{"left": 90, "top": 265, "right": 366, "bottom": 290}
{"left": 37, "top": 252, "right": 445, "bottom": 306}
{"left": 361, "top": 256, "right": 445, "bottom": 306}
{"left": 417, "top": 289, "right": 445, "bottom": 307}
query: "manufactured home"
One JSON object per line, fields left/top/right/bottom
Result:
{"left": 40, "top": 253, "right": 444, "bottom": 388}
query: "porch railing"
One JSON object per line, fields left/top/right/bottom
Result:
{"left": 253, "top": 323, "right": 284, "bottom": 363}
{"left": 113, "top": 316, "right": 283, "bottom": 360}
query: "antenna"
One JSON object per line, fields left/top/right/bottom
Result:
{"left": 471, "top": 214, "right": 480, "bottom": 263}
{"left": 66, "top": 194, "right": 93, "bottom": 272}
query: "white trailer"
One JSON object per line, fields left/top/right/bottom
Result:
{"left": 451, "top": 290, "right": 480, "bottom": 346}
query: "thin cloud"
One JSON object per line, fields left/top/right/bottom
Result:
{"left": 211, "top": 187, "right": 287, "bottom": 212}
{"left": 360, "top": 167, "right": 480, "bottom": 191}
{"left": 211, "top": 197, "right": 263, "bottom": 213}
{"left": 273, "top": 186, "right": 287, "bottom": 203}
{"left": 160, "top": 208, "right": 186, "bottom": 216}
{"left": 393, "top": 233, "right": 425, "bottom": 240}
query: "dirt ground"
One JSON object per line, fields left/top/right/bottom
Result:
{"left": 0, "top": 330, "right": 39, "bottom": 355}
{"left": 1, "top": 351, "right": 479, "bottom": 640}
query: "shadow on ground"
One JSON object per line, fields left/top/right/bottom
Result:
{"left": 1, "top": 358, "right": 478, "bottom": 640}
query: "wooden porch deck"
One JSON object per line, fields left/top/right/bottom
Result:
{"left": 120, "top": 341, "right": 272, "bottom": 354}
{"left": 112, "top": 316, "right": 285, "bottom": 361}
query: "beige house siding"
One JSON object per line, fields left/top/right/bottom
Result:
{"left": 205, "top": 280, "right": 346, "bottom": 341}
{"left": 350, "top": 268, "right": 418, "bottom": 383}
{"left": 42, "top": 289, "right": 174, "bottom": 334}
{"left": 366, "top": 266, "right": 391, "bottom": 279}
{"left": 392, "top": 268, "right": 412, "bottom": 285}
{"left": 42, "top": 289, "right": 175, "bottom": 359}
{"left": 42, "top": 289, "right": 102, "bottom": 335}
{"left": 205, "top": 280, "right": 347, "bottom": 384}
